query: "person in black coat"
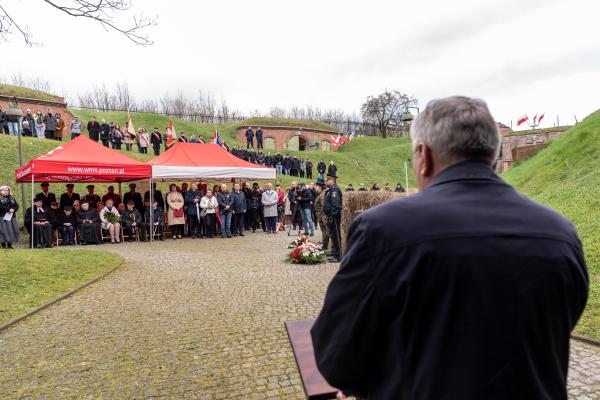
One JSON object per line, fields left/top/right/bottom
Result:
{"left": 145, "top": 201, "right": 165, "bottom": 240}
{"left": 255, "top": 127, "right": 263, "bottom": 149}
{"left": 248, "top": 184, "right": 262, "bottom": 233}
{"left": 317, "top": 159, "right": 326, "bottom": 180}
{"left": 58, "top": 206, "right": 79, "bottom": 245}
{"left": 231, "top": 183, "right": 246, "bottom": 237}
{"left": 150, "top": 128, "right": 162, "bottom": 156}
{"left": 144, "top": 185, "right": 164, "bottom": 211}
{"left": 83, "top": 185, "right": 101, "bottom": 209}
{"left": 59, "top": 184, "right": 81, "bottom": 209}
{"left": 327, "top": 161, "right": 337, "bottom": 177}
{"left": 283, "top": 156, "right": 292, "bottom": 176}
{"left": 78, "top": 201, "right": 102, "bottom": 244}
{"left": 306, "top": 159, "right": 313, "bottom": 179}
{"left": 245, "top": 127, "right": 254, "bottom": 148}
{"left": 184, "top": 183, "right": 203, "bottom": 238}
{"left": 121, "top": 201, "right": 145, "bottom": 241}
{"left": 291, "top": 157, "right": 300, "bottom": 177}
{"left": 25, "top": 196, "right": 53, "bottom": 248}
{"left": 123, "top": 183, "right": 144, "bottom": 214}
{"left": 311, "top": 96, "right": 589, "bottom": 400}
{"left": 87, "top": 116, "right": 101, "bottom": 141}
{"left": 99, "top": 119, "right": 111, "bottom": 146}
{"left": 36, "top": 182, "right": 56, "bottom": 210}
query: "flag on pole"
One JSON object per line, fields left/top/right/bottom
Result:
{"left": 538, "top": 113, "right": 545, "bottom": 123}
{"left": 516, "top": 114, "right": 529, "bottom": 126}
{"left": 166, "top": 118, "right": 176, "bottom": 146}
{"left": 331, "top": 134, "right": 341, "bottom": 145}
{"left": 212, "top": 130, "right": 225, "bottom": 147}
{"left": 532, "top": 114, "right": 538, "bottom": 124}
{"left": 125, "top": 112, "right": 136, "bottom": 141}
{"left": 348, "top": 132, "right": 355, "bottom": 143}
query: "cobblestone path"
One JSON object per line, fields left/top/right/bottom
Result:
{"left": 0, "top": 232, "right": 599, "bottom": 399}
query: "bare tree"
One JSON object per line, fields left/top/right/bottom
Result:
{"left": 0, "top": 0, "right": 156, "bottom": 46}
{"left": 115, "top": 81, "right": 136, "bottom": 111}
{"left": 361, "top": 90, "right": 417, "bottom": 138}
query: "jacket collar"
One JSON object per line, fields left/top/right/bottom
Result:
{"left": 427, "top": 160, "right": 499, "bottom": 188}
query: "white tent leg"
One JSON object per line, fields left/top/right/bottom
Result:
{"left": 31, "top": 175, "right": 34, "bottom": 249}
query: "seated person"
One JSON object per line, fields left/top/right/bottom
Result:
{"left": 99, "top": 198, "right": 122, "bottom": 243}
{"left": 121, "top": 201, "right": 146, "bottom": 242}
{"left": 47, "top": 201, "right": 62, "bottom": 232}
{"left": 78, "top": 201, "right": 102, "bottom": 244}
{"left": 144, "top": 200, "right": 164, "bottom": 240}
{"left": 58, "top": 206, "right": 79, "bottom": 245}
{"left": 24, "top": 196, "right": 53, "bottom": 248}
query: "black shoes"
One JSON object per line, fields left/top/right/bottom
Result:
{"left": 327, "top": 257, "right": 341, "bottom": 263}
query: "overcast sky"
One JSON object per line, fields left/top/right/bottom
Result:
{"left": 3, "top": 0, "right": 599, "bottom": 128}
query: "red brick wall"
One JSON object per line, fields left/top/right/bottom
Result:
{"left": 235, "top": 126, "right": 342, "bottom": 152}
{"left": 0, "top": 97, "right": 73, "bottom": 137}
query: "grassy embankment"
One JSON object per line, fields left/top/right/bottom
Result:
{"left": 503, "top": 110, "right": 600, "bottom": 339}
{"left": 0, "top": 250, "right": 121, "bottom": 324}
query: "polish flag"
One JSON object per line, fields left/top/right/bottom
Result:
{"left": 538, "top": 113, "right": 545, "bottom": 123}
{"left": 516, "top": 115, "right": 529, "bottom": 126}
{"left": 331, "top": 134, "right": 341, "bottom": 145}
{"left": 166, "top": 118, "right": 176, "bottom": 146}
{"left": 348, "top": 132, "right": 355, "bottom": 143}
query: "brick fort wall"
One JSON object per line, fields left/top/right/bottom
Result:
{"left": 0, "top": 95, "right": 74, "bottom": 135}
{"left": 235, "top": 125, "right": 342, "bottom": 152}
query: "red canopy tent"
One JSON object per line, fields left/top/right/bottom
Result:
{"left": 15, "top": 135, "right": 151, "bottom": 183}
{"left": 148, "top": 142, "right": 276, "bottom": 180}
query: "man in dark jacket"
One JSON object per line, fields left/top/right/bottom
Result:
{"left": 217, "top": 184, "right": 234, "bottom": 238}
{"left": 43, "top": 109, "right": 57, "bottom": 139}
{"left": 297, "top": 184, "right": 315, "bottom": 236}
{"left": 121, "top": 201, "right": 145, "bottom": 241}
{"left": 231, "top": 183, "right": 247, "bottom": 236}
{"left": 255, "top": 127, "right": 263, "bottom": 149}
{"left": 99, "top": 119, "right": 111, "bottom": 146}
{"left": 25, "top": 196, "right": 53, "bottom": 248}
{"left": 83, "top": 185, "right": 101, "bottom": 209}
{"left": 245, "top": 127, "right": 254, "bottom": 149}
{"left": 58, "top": 206, "right": 79, "bottom": 245}
{"left": 283, "top": 155, "right": 292, "bottom": 176}
{"left": 184, "top": 183, "right": 203, "bottom": 238}
{"left": 291, "top": 157, "right": 300, "bottom": 177}
{"left": 317, "top": 159, "right": 326, "bottom": 180}
{"left": 123, "top": 183, "right": 144, "bottom": 213}
{"left": 150, "top": 127, "right": 162, "bottom": 155}
{"left": 311, "top": 96, "right": 589, "bottom": 400}
{"left": 144, "top": 184, "right": 164, "bottom": 211}
{"left": 275, "top": 153, "right": 284, "bottom": 175}
{"left": 59, "top": 184, "right": 81, "bottom": 209}
{"left": 87, "top": 116, "right": 101, "bottom": 141}
{"left": 322, "top": 172, "right": 342, "bottom": 262}
{"left": 306, "top": 159, "right": 313, "bottom": 179}
{"left": 36, "top": 182, "right": 56, "bottom": 210}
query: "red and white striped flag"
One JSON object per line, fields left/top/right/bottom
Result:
{"left": 331, "top": 134, "right": 341, "bottom": 145}
{"left": 516, "top": 114, "right": 529, "bottom": 126}
{"left": 538, "top": 113, "right": 545, "bottom": 123}
{"left": 166, "top": 118, "right": 176, "bottom": 146}
{"left": 348, "top": 132, "right": 355, "bottom": 143}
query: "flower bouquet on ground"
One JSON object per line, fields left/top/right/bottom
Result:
{"left": 286, "top": 235, "right": 325, "bottom": 264}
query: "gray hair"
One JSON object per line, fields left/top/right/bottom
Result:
{"left": 410, "top": 96, "right": 501, "bottom": 164}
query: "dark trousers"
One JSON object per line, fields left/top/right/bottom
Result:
{"left": 233, "top": 212, "right": 245, "bottom": 235}
{"left": 257, "top": 138, "right": 263, "bottom": 149}
{"left": 326, "top": 215, "right": 341, "bottom": 258}
{"left": 188, "top": 214, "right": 200, "bottom": 237}
{"left": 250, "top": 208, "right": 260, "bottom": 231}
{"left": 125, "top": 143, "right": 133, "bottom": 151}
{"left": 205, "top": 214, "right": 216, "bottom": 237}
{"left": 153, "top": 143, "right": 160, "bottom": 155}
{"left": 45, "top": 130, "right": 55, "bottom": 140}
{"left": 171, "top": 224, "right": 184, "bottom": 237}
{"left": 31, "top": 223, "right": 53, "bottom": 247}
{"left": 307, "top": 170, "right": 313, "bottom": 179}
{"left": 265, "top": 216, "right": 277, "bottom": 233}
{"left": 59, "top": 225, "right": 75, "bottom": 243}
{"left": 101, "top": 139, "right": 110, "bottom": 147}
{"left": 246, "top": 139, "right": 253, "bottom": 149}
{"left": 124, "top": 223, "right": 146, "bottom": 240}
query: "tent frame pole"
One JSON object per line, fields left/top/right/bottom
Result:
{"left": 31, "top": 175, "right": 34, "bottom": 249}
{"left": 149, "top": 178, "right": 154, "bottom": 243}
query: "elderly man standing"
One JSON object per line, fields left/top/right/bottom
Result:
{"left": 231, "top": 183, "right": 247, "bottom": 237}
{"left": 217, "top": 184, "right": 234, "bottom": 238}
{"left": 261, "top": 183, "right": 278, "bottom": 234}
{"left": 311, "top": 96, "right": 589, "bottom": 399}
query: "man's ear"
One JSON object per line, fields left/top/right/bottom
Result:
{"left": 418, "top": 144, "right": 434, "bottom": 178}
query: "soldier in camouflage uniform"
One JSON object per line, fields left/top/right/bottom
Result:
{"left": 314, "top": 183, "right": 329, "bottom": 250}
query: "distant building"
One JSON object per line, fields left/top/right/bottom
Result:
{"left": 497, "top": 122, "right": 512, "bottom": 136}
{"left": 235, "top": 125, "right": 342, "bottom": 152}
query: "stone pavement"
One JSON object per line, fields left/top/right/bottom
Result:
{"left": 0, "top": 231, "right": 599, "bottom": 399}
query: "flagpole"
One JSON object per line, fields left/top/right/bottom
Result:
{"left": 404, "top": 160, "right": 409, "bottom": 196}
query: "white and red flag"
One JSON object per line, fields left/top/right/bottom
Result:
{"left": 348, "top": 132, "right": 355, "bottom": 143}
{"left": 125, "top": 112, "right": 136, "bottom": 140}
{"left": 166, "top": 118, "right": 176, "bottom": 146}
{"left": 331, "top": 134, "right": 341, "bottom": 145}
{"left": 516, "top": 114, "right": 529, "bottom": 126}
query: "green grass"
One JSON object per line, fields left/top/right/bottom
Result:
{"left": 0, "top": 84, "right": 60, "bottom": 102}
{"left": 0, "top": 249, "right": 122, "bottom": 324}
{"left": 503, "top": 110, "right": 600, "bottom": 339}
{"left": 240, "top": 117, "right": 339, "bottom": 132}
{"left": 505, "top": 126, "right": 571, "bottom": 137}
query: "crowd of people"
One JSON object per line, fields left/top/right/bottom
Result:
{"left": 0, "top": 173, "right": 345, "bottom": 261}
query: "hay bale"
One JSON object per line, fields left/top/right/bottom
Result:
{"left": 340, "top": 191, "right": 414, "bottom": 249}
